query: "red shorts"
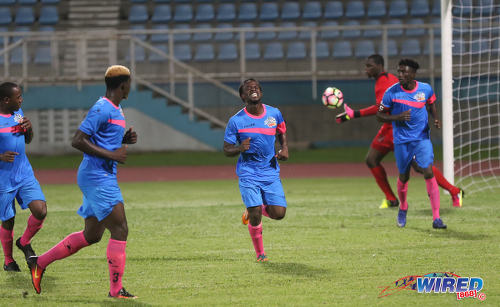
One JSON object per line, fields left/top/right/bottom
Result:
{"left": 370, "top": 123, "right": 394, "bottom": 154}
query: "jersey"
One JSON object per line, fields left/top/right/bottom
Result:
{"left": 224, "top": 104, "right": 286, "bottom": 181}
{"left": 359, "top": 72, "right": 399, "bottom": 117}
{"left": 0, "top": 109, "right": 35, "bottom": 193}
{"left": 381, "top": 81, "right": 436, "bottom": 144}
{"left": 77, "top": 97, "right": 126, "bottom": 185}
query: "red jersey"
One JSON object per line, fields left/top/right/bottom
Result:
{"left": 360, "top": 72, "right": 399, "bottom": 117}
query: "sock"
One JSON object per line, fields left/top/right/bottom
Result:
{"left": 248, "top": 223, "right": 264, "bottom": 257}
{"left": 0, "top": 226, "right": 14, "bottom": 265}
{"left": 37, "top": 231, "right": 89, "bottom": 269}
{"left": 426, "top": 177, "right": 441, "bottom": 220}
{"left": 397, "top": 179, "right": 409, "bottom": 211}
{"left": 261, "top": 205, "right": 270, "bottom": 218}
{"left": 370, "top": 165, "right": 397, "bottom": 201}
{"left": 432, "top": 166, "right": 460, "bottom": 195}
{"left": 20, "top": 215, "right": 44, "bottom": 246}
{"left": 107, "top": 239, "right": 127, "bottom": 297}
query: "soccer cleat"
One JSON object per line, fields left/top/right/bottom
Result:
{"left": 241, "top": 209, "right": 249, "bottom": 225}
{"left": 256, "top": 254, "right": 268, "bottom": 262}
{"left": 432, "top": 218, "right": 447, "bottom": 229}
{"left": 16, "top": 238, "right": 36, "bottom": 261}
{"left": 27, "top": 256, "right": 44, "bottom": 294}
{"left": 380, "top": 199, "right": 400, "bottom": 209}
{"left": 108, "top": 287, "right": 138, "bottom": 299}
{"left": 451, "top": 189, "right": 465, "bottom": 207}
{"left": 3, "top": 261, "right": 21, "bottom": 272}
{"left": 397, "top": 209, "right": 407, "bottom": 228}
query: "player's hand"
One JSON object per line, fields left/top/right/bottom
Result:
{"left": 112, "top": 145, "right": 128, "bottom": 164}
{"left": 275, "top": 148, "right": 288, "bottom": 161}
{"left": 434, "top": 119, "right": 441, "bottom": 129}
{"left": 397, "top": 110, "right": 411, "bottom": 122}
{"left": 20, "top": 117, "right": 31, "bottom": 132}
{"left": 0, "top": 151, "right": 19, "bottom": 163}
{"left": 239, "top": 137, "right": 251, "bottom": 152}
{"left": 123, "top": 126, "right": 137, "bottom": 144}
{"left": 335, "top": 112, "right": 350, "bottom": 124}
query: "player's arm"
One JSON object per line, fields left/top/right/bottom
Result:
{"left": 21, "top": 117, "right": 33, "bottom": 144}
{"left": 223, "top": 139, "right": 250, "bottom": 157}
{"left": 376, "top": 105, "right": 411, "bottom": 123}
{"left": 335, "top": 104, "right": 379, "bottom": 124}
{"left": 426, "top": 102, "right": 441, "bottom": 129}
{"left": 72, "top": 130, "right": 128, "bottom": 163}
{"left": 276, "top": 133, "right": 288, "bottom": 161}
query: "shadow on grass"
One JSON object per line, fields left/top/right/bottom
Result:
{"left": 129, "top": 255, "right": 238, "bottom": 262}
{"left": 23, "top": 295, "right": 153, "bottom": 306}
{"left": 261, "top": 262, "right": 330, "bottom": 278}
{"left": 412, "top": 227, "right": 490, "bottom": 240}
{"left": 3, "top": 271, "right": 57, "bottom": 294}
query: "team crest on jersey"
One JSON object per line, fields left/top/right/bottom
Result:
{"left": 14, "top": 113, "right": 23, "bottom": 123}
{"left": 414, "top": 92, "right": 426, "bottom": 101}
{"left": 264, "top": 116, "right": 277, "bottom": 128}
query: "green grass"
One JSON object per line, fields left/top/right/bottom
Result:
{"left": 1, "top": 177, "right": 498, "bottom": 306}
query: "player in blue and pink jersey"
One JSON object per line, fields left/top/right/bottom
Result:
{"left": 377, "top": 59, "right": 447, "bottom": 229}
{"left": 28, "top": 66, "right": 138, "bottom": 299}
{"left": 0, "top": 82, "right": 47, "bottom": 272}
{"left": 224, "top": 78, "right": 289, "bottom": 262}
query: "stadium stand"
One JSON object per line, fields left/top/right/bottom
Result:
{"left": 217, "top": 43, "right": 237, "bottom": 61}
{"left": 367, "top": 0, "right": 387, "bottom": 18}
{"left": 194, "top": 43, "right": 214, "bottom": 61}
{"left": 324, "top": 1, "right": 343, "bottom": 19}
{"left": 302, "top": 1, "right": 322, "bottom": 20}
{"left": 216, "top": 3, "right": 235, "bottom": 22}
{"left": 151, "top": 5, "right": 171, "bottom": 23}
{"left": 281, "top": 2, "right": 300, "bottom": 20}
{"left": 173, "top": 4, "right": 193, "bottom": 22}
{"left": 389, "top": 0, "right": 409, "bottom": 17}
{"left": 260, "top": 2, "right": 279, "bottom": 21}
{"left": 355, "top": 40, "right": 376, "bottom": 58}
{"left": 410, "top": 0, "right": 430, "bottom": 17}
{"left": 195, "top": 3, "right": 214, "bottom": 22}
{"left": 316, "top": 41, "right": 330, "bottom": 59}
{"left": 277, "top": 22, "right": 298, "bottom": 40}
{"left": 286, "top": 41, "right": 307, "bottom": 60}
{"left": 238, "top": 3, "right": 257, "bottom": 21}
{"left": 263, "top": 42, "right": 284, "bottom": 60}
{"left": 345, "top": 1, "right": 365, "bottom": 19}
{"left": 332, "top": 40, "right": 352, "bottom": 58}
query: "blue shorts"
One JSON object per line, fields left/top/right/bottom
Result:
{"left": 0, "top": 178, "right": 45, "bottom": 221}
{"left": 77, "top": 182, "right": 123, "bottom": 221}
{"left": 238, "top": 178, "right": 287, "bottom": 208}
{"left": 394, "top": 139, "right": 434, "bottom": 174}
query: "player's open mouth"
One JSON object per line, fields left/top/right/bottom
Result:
{"left": 250, "top": 93, "right": 258, "bottom": 98}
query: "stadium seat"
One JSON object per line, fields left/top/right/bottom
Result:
{"left": 332, "top": 40, "right": 352, "bottom": 58}
{"left": 0, "top": 7, "right": 11, "bottom": 25}
{"left": 131, "top": 0, "right": 146, "bottom": 2}
{"left": 378, "top": 39, "right": 398, "bottom": 56}
{"left": 15, "top": 7, "right": 35, "bottom": 25}
{"left": 34, "top": 46, "right": 51, "bottom": 64}
{"left": 315, "top": 41, "right": 330, "bottom": 59}
{"left": 39, "top": 6, "right": 59, "bottom": 25}
{"left": 263, "top": 42, "right": 284, "bottom": 60}
{"left": 216, "top": 3, "right": 235, "bottom": 22}
{"left": 195, "top": 3, "right": 214, "bottom": 22}
{"left": 41, "top": 0, "right": 60, "bottom": 3}
{"left": 173, "top": 4, "right": 193, "bottom": 22}
{"left": 388, "top": 0, "right": 408, "bottom": 17}
{"left": 431, "top": 0, "right": 440, "bottom": 15}
{"left": 387, "top": 19, "right": 404, "bottom": 37}
{"left": 149, "top": 44, "right": 168, "bottom": 62}
{"left": 345, "top": 1, "right": 365, "bottom": 19}
{"left": 286, "top": 42, "right": 306, "bottom": 59}
{"left": 298, "top": 21, "right": 316, "bottom": 40}
{"left": 303, "top": 2, "right": 322, "bottom": 19}
{"left": 10, "top": 46, "right": 25, "bottom": 64}
{"left": 173, "top": 24, "right": 191, "bottom": 42}
{"left": 431, "top": 17, "right": 440, "bottom": 36}
{"left": 470, "top": 40, "right": 490, "bottom": 54}
{"left": 281, "top": 2, "right": 300, "bottom": 20}
{"left": 128, "top": 5, "right": 148, "bottom": 23}
{"left": 355, "top": 40, "right": 375, "bottom": 58}
{"left": 238, "top": 3, "right": 257, "bottom": 21}
{"left": 320, "top": 21, "right": 340, "bottom": 40}
{"left": 237, "top": 22, "right": 255, "bottom": 40}
{"left": 367, "top": 0, "right": 386, "bottom": 18}
{"left": 130, "top": 24, "right": 148, "bottom": 41}
{"left": 452, "top": 0, "right": 472, "bottom": 16}
{"left": 173, "top": 44, "right": 191, "bottom": 61}
{"left": 150, "top": 24, "right": 169, "bottom": 43}
{"left": 405, "top": 18, "right": 425, "bottom": 37}
{"left": 217, "top": 43, "right": 237, "bottom": 61}
{"left": 400, "top": 38, "right": 421, "bottom": 56}
{"left": 423, "top": 38, "right": 441, "bottom": 55}
{"left": 0, "top": 0, "right": 14, "bottom": 4}
{"left": 256, "top": 22, "right": 277, "bottom": 41}
{"left": 492, "top": 38, "right": 499, "bottom": 54}
{"left": 192, "top": 23, "right": 212, "bottom": 42}
{"left": 214, "top": 23, "right": 234, "bottom": 41}
{"left": 0, "top": 27, "right": 6, "bottom": 63}
{"left": 475, "top": 0, "right": 493, "bottom": 15}
{"left": 126, "top": 45, "right": 146, "bottom": 62}
{"left": 342, "top": 20, "right": 361, "bottom": 38}
{"left": 277, "top": 22, "right": 297, "bottom": 40}
{"left": 244, "top": 42, "right": 260, "bottom": 60}
{"left": 19, "top": 0, "right": 36, "bottom": 5}
{"left": 324, "top": 1, "right": 343, "bottom": 19}
{"left": 363, "top": 19, "right": 382, "bottom": 38}
{"left": 194, "top": 43, "right": 215, "bottom": 61}
{"left": 260, "top": 3, "right": 279, "bottom": 21}
{"left": 11, "top": 26, "right": 29, "bottom": 43}
{"left": 151, "top": 5, "right": 171, "bottom": 23}
{"left": 154, "top": 0, "right": 170, "bottom": 2}
{"left": 410, "top": 0, "right": 430, "bottom": 17}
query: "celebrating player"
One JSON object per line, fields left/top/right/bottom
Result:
{"left": 27, "top": 65, "right": 138, "bottom": 298}
{"left": 377, "top": 58, "right": 447, "bottom": 229}
{"left": 223, "top": 78, "right": 289, "bottom": 262}
{"left": 336, "top": 54, "right": 463, "bottom": 209}
{"left": 0, "top": 82, "right": 47, "bottom": 272}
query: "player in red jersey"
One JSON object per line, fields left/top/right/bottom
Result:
{"left": 335, "top": 54, "right": 463, "bottom": 208}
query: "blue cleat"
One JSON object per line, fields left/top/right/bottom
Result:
{"left": 397, "top": 209, "right": 407, "bottom": 228}
{"left": 432, "top": 218, "right": 447, "bottom": 229}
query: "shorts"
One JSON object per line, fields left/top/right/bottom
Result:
{"left": 0, "top": 178, "right": 45, "bottom": 221}
{"left": 370, "top": 123, "right": 394, "bottom": 154}
{"left": 239, "top": 178, "right": 287, "bottom": 208}
{"left": 394, "top": 139, "right": 434, "bottom": 174}
{"left": 77, "top": 182, "right": 123, "bottom": 222}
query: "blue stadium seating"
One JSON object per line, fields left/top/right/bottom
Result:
{"left": 342, "top": 20, "right": 361, "bottom": 38}
{"left": 41, "top": 0, "right": 59, "bottom": 3}
{"left": 130, "top": 24, "right": 148, "bottom": 41}
{"left": 12, "top": 26, "right": 29, "bottom": 43}
{"left": 237, "top": 22, "right": 256, "bottom": 40}
{"left": 298, "top": 21, "right": 316, "bottom": 40}
{"left": 286, "top": 41, "right": 306, "bottom": 59}
{"left": 126, "top": 45, "right": 146, "bottom": 62}
{"left": 332, "top": 40, "right": 352, "bottom": 58}
{"left": 195, "top": 3, "right": 214, "bottom": 22}
{"left": 324, "top": 1, "right": 343, "bottom": 19}
{"left": 431, "top": 0, "right": 440, "bottom": 15}
{"left": 367, "top": 0, "right": 386, "bottom": 18}
{"left": 129, "top": 5, "right": 148, "bottom": 23}
{"left": 315, "top": 41, "right": 330, "bottom": 59}
{"left": 150, "top": 24, "right": 169, "bottom": 43}
{"left": 154, "top": 0, "right": 170, "bottom": 2}
{"left": 470, "top": 40, "right": 490, "bottom": 54}
{"left": 151, "top": 5, "right": 171, "bottom": 23}
{"left": 303, "top": 2, "right": 322, "bottom": 19}
{"left": 277, "top": 22, "right": 297, "bottom": 40}
{"left": 15, "top": 7, "right": 35, "bottom": 25}
{"left": 281, "top": 2, "right": 300, "bottom": 20}
{"left": 10, "top": 46, "right": 25, "bottom": 64}
{"left": 363, "top": 19, "right": 382, "bottom": 38}
{"left": 389, "top": 0, "right": 408, "bottom": 17}
{"left": 475, "top": 0, "right": 493, "bottom": 15}
{"left": 244, "top": 42, "right": 260, "bottom": 60}
{"left": 194, "top": 43, "right": 215, "bottom": 61}
{"left": 405, "top": 18, "right": 425, "bottom": 36}
{"left": 216, "top": 3, "right": 235, "bottom": 22}
{"left": 263, "top": 42, "right": 284, "bottom": 60}
{"left": 0, "top": 7, "right": 11, "bottom": 25}
{"left": 0, "top": 0, "right": 14, "bottom": 5}
{"left": 174, "top": 4, "right": 193, "bottom": 22}
{"left": 131, "top": 0, "right": 146, "bottom": 2}
{"left": 378, "top": 39, "right": 398, "bottom": 56}
{"left": 355, "top": 40, "right": 375, "bottom": 58}
{"left": 431, "top": 17, "right": 440, "bottom": 36}
{"left": 387, "top": 19, "right": 404, "bottom": 37}
{"left": 173, "top": 24, "right": 191, "bottom": 41}
{"left": 39, "top": 6, "right": 59, "bottom": 25}
{"left": 410, "top": 0, "right": 430, "bottom": 17}
{"left": 214, "top": 23, "right": 233, "bottom": 41}
{"left": 452, "top": 0, "right": 472, "bottom": 15}
{"left": 423, "top": 38, "right": 441, "bottom": 55}
{"left": 174, "top": 44, "right": 191, "bottom": 61}
{"left": 492, "top": 38, "right": 499, "bottom": 54}
{"left": 238, "top": 3, "right": 257, "bottom": 21}
{"left": 400, "top": 38, "right": 421, "bottom": 56}
{"left": 256, "top": 22, "right": 277, "bottom": 41}
{"left": 149, "top": 44, "right": 168, "bottom": 62}
{"left": 19, "top": 0, "right": 36, "bottom": 5}
{"left": 192, "top": 23, "right": 212, "bottom": 42}
{"left": 260, "top": 3, "right": 279, "bottom": 21}
{"left": 34, "top": 46, "right": 51, "bottom": 64}
{"left": 217, "top": 43, "right": 237, "bottom": 61}
{"left": 345, "top": 1, "right": 365, "bottom": 19}
{"left": 319, "top": 21, "right": 340, "bottom": 39}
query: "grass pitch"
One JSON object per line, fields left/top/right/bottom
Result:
{"left": 0, "top": 177, "right": 498, "bottom": 306}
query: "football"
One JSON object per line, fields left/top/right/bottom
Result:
{"left": 321, "top": 87, "right": 344, "bottom": 109}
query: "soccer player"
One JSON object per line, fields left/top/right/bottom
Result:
{"left": 27, "top": 65, "right": 138, "bottom": 298}
{"left": 0, "top": 82, "right": 47, "bottom": 272}
{"left": 376, "top": 58, "right": 447, "bottom": 229}
{"left": 223, "top": 78, "right": 288, "bottom": 262}
{"left": 336, "top": 54, "right": 463, "bottom": 209}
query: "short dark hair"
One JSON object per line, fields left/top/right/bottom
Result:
{"left": 0, "top": 82, "right": 19, "bottom": 100}
{"left": 368, "top": 54, "right": 384, "bottom": 66}
{"left": 398, "top": 58, "right": 420, "bottom": 71}
{"left": 105, "top": 75, "right": 130, "bottom": 90}
{"left": 238, "top": 78, "right": 261, "bottom": 97}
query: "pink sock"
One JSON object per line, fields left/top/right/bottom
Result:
{"left": 20, "top": 215, "right": 44, "bottom": 246}
{"left": 0, "top": 226, "right": 14, "bottom": 265}
{"left": 248, "top": 223, "right": 264, "bottom": 257}
{"left": 38, "top": 231, "right": 89, "bottom": 269}
{"left": 397, "top": 179, "right": 409, "bottom": 211}
{"left": 426, "top": 177, "right": 441, "bottom": 220}
{"left": 107, "top": 239, "right": 127, "bottom": 297}
{"left": 261, "top": 205, "right": 270, "bottom": 218}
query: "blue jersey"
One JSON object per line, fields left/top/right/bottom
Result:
{"left": 0, "top": 109, "right": 35, "bottom": 193}
{"left": 77, "top": 97, "right": 125, "bottom": 185}
{"left": 381, "top": 81, "right": 436, "bottom": 144}
{"left": 224, "top": 104, "right": 286, "bottom": 180}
